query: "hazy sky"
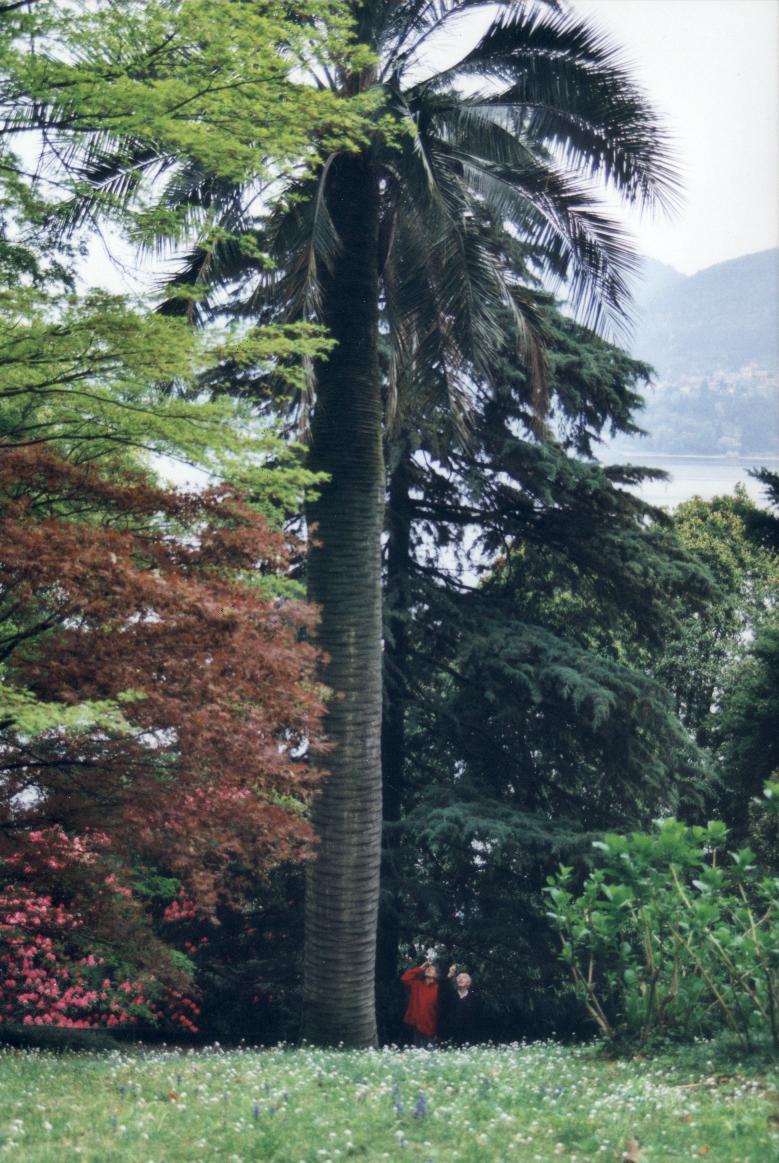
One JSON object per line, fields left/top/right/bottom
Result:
{"left": 576, "top": 0, "right": 779, "bottom": 275}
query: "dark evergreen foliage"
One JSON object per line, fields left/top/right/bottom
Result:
{"left": 376, "top": 293, "right": 714, "bottom": 1036}
{"left": 711, "top": 475, "right": 779, "bottom": 848}
{"left": 742, "top": 470, "right": 779, "bottom": 552}
{"left": 713, "top": 618, "right": 779, "bottom": 847}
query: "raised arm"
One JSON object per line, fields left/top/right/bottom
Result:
{"left": 400, "top": 962, "right": 428, "bottom": 984}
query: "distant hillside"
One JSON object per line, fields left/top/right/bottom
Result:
{"left": 628, "top": 257, "right": 685, "bottom": 316}
{"left": 611, "top": 249, "right": 779, "bottom": 456}
{"left": 630, "top": 249, "right": 779, "bottom": 376}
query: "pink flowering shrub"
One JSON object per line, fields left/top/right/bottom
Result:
{"left": 162, "top": 891, "right": 200, "bottom": 924}
{"left": 0, "top": 828, "right": 200, "bottom": 1032}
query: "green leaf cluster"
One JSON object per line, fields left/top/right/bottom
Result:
{"left": 0, "top": 685, "right": 135, "bottom": 739}
{"left": 546, "top": 815, "right": 778, "bottom": 1050}
{"left": 0, "top": 281, "right": 334, "bottom": 520}
{"left": 3, "top": 0, "right": 379, "bottom": 185}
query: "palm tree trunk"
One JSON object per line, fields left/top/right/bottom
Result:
{"left": 302, "top": 153, "right": 383, "bottom": 1047}
{"left": 377, "top": 443, "right": 413, "bottom": 989}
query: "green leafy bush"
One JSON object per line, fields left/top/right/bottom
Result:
{"left": 545, "top": 811, "right": 778, "bottom": 1049}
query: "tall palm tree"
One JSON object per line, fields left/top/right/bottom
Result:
{"left": 55, "top": 0, "right": 678, "bottom": 1047}
{"left": 270, "top": 0, "right": 677, "bottom": 1048}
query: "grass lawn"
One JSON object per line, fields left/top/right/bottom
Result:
{"left": 0, "top": 1038, "right": 776, "bottom": 1162}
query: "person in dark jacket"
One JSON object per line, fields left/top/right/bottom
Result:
{"left": 440, "top": 964, "right": 479, "bottom": 1045}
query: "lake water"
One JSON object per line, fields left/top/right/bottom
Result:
{"left": 602, "top": 452, "right": 779, "bottom": 510}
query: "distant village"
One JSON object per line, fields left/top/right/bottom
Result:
{"left": 623, "top": 363, "right": 779, "bottom": 457}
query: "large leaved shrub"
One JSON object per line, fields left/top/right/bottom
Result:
{"left": 546, "top": 807, "right": 778, "bottom": 1049}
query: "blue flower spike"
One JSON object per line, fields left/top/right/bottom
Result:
{"left": 413, "top": 1092, "right": 428, "bottom": 1119}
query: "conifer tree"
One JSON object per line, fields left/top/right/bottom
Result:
{"left": 376, "top": 294, "right": 712, "bottom": 1034}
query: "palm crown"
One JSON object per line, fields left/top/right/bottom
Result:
{"left": 154, "top": 0, "right": 676, "bottom": 392}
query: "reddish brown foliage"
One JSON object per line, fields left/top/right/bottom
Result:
{"left": 0, "top": 446, "right": 328, "bottom": 907}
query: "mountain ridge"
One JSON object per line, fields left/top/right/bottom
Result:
{"left": 630, "top": 247, "right": 779, "bottom": 376}
{"left": 610, "top": 247, "right": 779, "bottom": 456}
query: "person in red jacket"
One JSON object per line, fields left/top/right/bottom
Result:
{"left": 400, "top": 960, "right": 441, "bottom": 1047}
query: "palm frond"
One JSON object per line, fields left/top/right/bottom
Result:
{"left": 43, "top": 140, "right": 169, "bottom": 241}
{"left": 247, "top": 159, "right": 344, "bottom": 327}
{"left": 380, "top": 0, "right": 502, "bottom": 82}
{"left": 424, "top": 121, "right": 639, "bottom": 337}
{"left": 426, "top": 0, "right": 681, "bottom": 214}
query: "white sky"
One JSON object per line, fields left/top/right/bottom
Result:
{"left": 576, "top": 0, "right": 779, "bottom": 275}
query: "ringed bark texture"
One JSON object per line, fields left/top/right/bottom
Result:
{"left": 302, "top": 154, "right": 384, "bottom": 1047}
{"left": 377, "top": 446, "right": 413, "bottom": 987}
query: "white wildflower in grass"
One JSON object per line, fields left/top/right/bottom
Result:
{"left": 0, "top": 1039, "right": 776, "bottom": 1160}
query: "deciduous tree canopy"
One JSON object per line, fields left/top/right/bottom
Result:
{"left": 1, "top": 447, "right": 326, "bottom": 898}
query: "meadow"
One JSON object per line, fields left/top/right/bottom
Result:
{"left": 0, "top": 1038, "right": 776, "bottom": 1162}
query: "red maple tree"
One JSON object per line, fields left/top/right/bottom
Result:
{"left": 0, "top": 446, "right": 328, "bottom": 1027}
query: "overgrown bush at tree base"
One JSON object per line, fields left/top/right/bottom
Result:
{"left": 159, "top": 866, "right": 308, "bottom": 1046}
{"left": 546, "top": 811, "right": 778, "bottom": 1050}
